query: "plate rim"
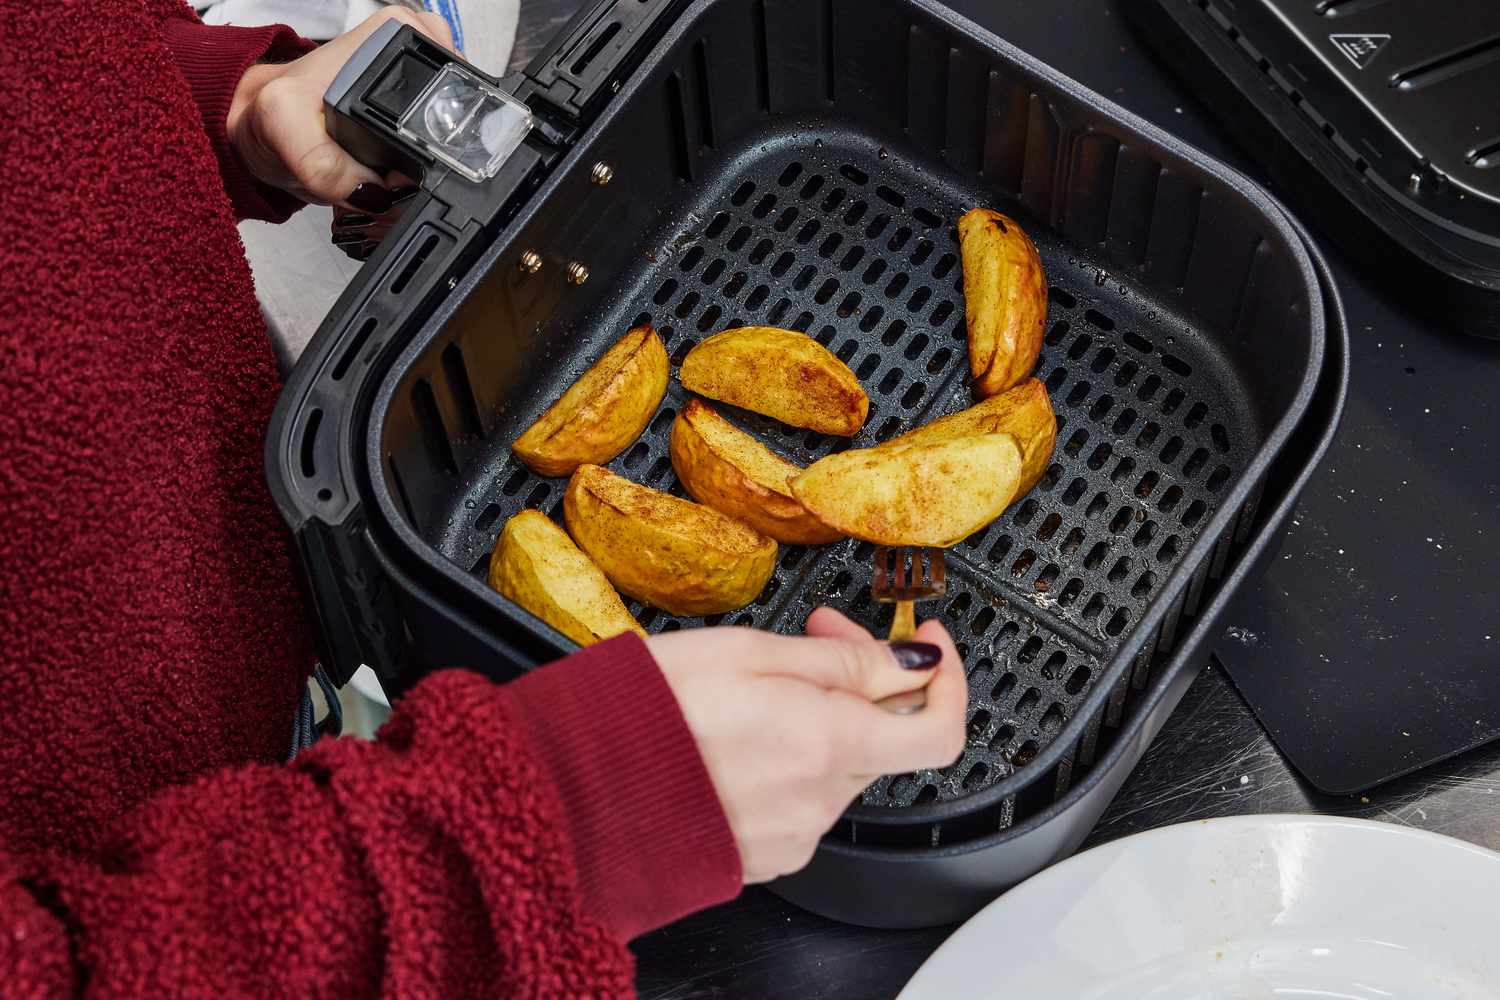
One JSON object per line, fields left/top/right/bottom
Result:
{"left": 899, "top": 813, "right": 1500, "bottom": 998}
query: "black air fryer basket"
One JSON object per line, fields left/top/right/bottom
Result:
{"left": 268, "top": 0, "right": 1347, "bottom": 928}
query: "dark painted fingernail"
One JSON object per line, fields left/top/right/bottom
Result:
{"left": 331, "top": 231, "right": 367, "bottom": 246}
{"left": 346, "top": 183, "right": 394, "bottom": 213}
{"left": 335, "top": 213, "right": 376, "bottom": 229}
{"left": 889, "top": 642, "right": 942, "bottom": 671}
{"left": 390, "top": 185, "right": 421, "bottom": 204}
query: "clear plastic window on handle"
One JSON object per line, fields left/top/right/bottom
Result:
{"left": 398, "top": 64, "right": 534, "bottom": 182}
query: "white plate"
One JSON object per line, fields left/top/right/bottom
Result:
{"left": 898, "top": 815, "right": 1500, "bottom": 1000}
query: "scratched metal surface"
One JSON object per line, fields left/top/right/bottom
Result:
{"left": 504, "top": 1, "right": 1500, "bottom": 997}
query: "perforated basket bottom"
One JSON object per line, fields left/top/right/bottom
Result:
{"left": 432, "top": 125, "right": 1259, "bottom": 817}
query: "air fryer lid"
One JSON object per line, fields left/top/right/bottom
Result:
{"left": 1127, "top": 0, "right": 1500, "bottom": 336}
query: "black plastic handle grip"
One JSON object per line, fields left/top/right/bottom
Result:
{"left": 322, "top": 19, "right": 446, "bottom": 183}
{"left": 266, "top": 199, "right": 474, "bottom": 686}
{"left": 267, "top": 25, "right": 548, "bottom": 685}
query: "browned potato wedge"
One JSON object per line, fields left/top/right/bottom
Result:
{"left": 881, "top": 378, "right": 1057, "bottom": 495}
{"left": 488, "top": 510, "right": 644, "bottom": 646}
{"left": 959, "top": 209, "right": 1047, "bottom": 398}
{"left": 564, "top": 464, "right": 778, "bottom": 616}
{"left": 512, "top": 326, "right": 669, "bottom": 477}
{"left": 680, "top": 327, "right": 869, "bottom": 436}
{"left": 669, "top": 399, "right": 844, "bottom": 545}
{"left": 791, "top": 434, "right": 1024, "bottom": 547}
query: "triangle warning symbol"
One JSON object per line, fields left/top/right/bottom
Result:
{"left": 1329, "top": 33, "right": 1391, "bottom": 70}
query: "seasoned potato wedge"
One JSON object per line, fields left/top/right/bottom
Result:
{"left": 564, "top": 465, "right": 778, "bottom": 616}
{"left": 959, "top": 209, "right": 1047, "bottom": 398}
{"left": 669, "top": 399, "right": 844, "bottom": 545}
{"left": 881, "top": 378, "right": 1057, "bottom": 495}
{"left": 791, "top": 434, "right": 1024, "bottom": 547}
{"left": 488, "top": 511, "right": 644, "bottom": 646}
{"left": 512, "top": 326, "right": 669, "bottom": 477}
{"left": 680, "top": 327, "right": 869, "bottom": 436}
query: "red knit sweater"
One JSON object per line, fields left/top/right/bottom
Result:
{"left": 0, "top": 3, "right": 740, "bottom": 995}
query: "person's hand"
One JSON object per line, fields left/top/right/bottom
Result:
{"left": 227, "top": 9, "right": 454, "bottom": 211}
{"left": 648, "top": 610, "right": 968, "bottom": 884}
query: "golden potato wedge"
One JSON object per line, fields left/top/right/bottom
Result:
{"left": 881, "top": 378, "right": 1057, "bottom": 496}
{"left": 680, "top": 327, "right": 869, "bottom": 436}
{"left": 564, "top": 465, "right": 778, "bottom": 616}
{"left": 512, "top": 326, "right": 669, "bottom": 477}
{"left": 791, "top": 434, "right": 1024, "bottom": 547}
{"left": 669, "top": 399, "right": 844, "bottom": 546}
{"left": 488, "top": 510, "right": 644, "bottom": 646}
{"left": 959, "top": 209, "right": 1047, "bottom": 398}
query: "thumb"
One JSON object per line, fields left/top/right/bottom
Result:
{"left": 756, "top": 632, "right": 943, "bottom": 703}
{"left": 250, "top": 76, "right": 385, "bottom": 208}
{"left": 293, "top": 137, "right": 387, "bottom": 210}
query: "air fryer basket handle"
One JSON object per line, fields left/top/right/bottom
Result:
{"left": 268, "top": 3, "right": 692, "bottom": 685}
{"left": 266, "top": 197, "right": 479, "bottom": 687}
{"left": 322, "top": 20, "right": 543, "bottom": 202}
{"left": 268, "top": 28, "right": 549, "bottom": 686}
{"left": 321, "top": 19, "right": 426, "bottom": 181}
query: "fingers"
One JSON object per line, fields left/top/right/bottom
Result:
{"left": 413, "top": 11, "right": 456, "bottom": 52}
{"left": 647, "top": 621, "right": 967, "bottom": 776}
{"left": 248, "top": 75, "right": 384, "bottom": 206}
{"left": 830, "top": 620, "right": 969, "bottom": 777}
{"left": 804, "top": 607, "right": 872, "bottom": 641}
{"left": 332, "top": 179, "right": 420, "bottom": 259}
{"left": 252, "top": 9, "right": 456, "bottom": 207}
{"left": 910, "top": 617, "right": 969, "bottom": 736}
{"left": 648, "top": 625, "right": 937, "bottom": 704}
{"left": 228, "top": 7, "right": 463, "bottom": 205}
{"left": 756, "top": 632, "right": 944, "bottom": 703}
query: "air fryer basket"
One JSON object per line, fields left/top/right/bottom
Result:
{"left": 276, "top": 0, "right": 1332, "bottom": 925}
{"left": 407, "top": 128, "right": 1285, "bottom": 816}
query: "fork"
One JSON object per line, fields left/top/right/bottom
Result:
{"left": 872, "top": 545, "right": 947, "bottom": 714}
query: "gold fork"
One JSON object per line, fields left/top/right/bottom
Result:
{"left": 872, "top": 545, "right": 948, "bottom": 714}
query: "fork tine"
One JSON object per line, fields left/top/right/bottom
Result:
{"left": 869, "top": 545, "right": 947, "bottom": 602}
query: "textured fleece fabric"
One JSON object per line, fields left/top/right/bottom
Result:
{"left": 0, "top": 3, "right": 740, "bottom": 995}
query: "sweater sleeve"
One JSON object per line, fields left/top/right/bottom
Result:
{"left": 0, "top": 636, "right": 741, "bottom": 997}
{"left": 160, "top": 19, "right": 316, "bottom": 223}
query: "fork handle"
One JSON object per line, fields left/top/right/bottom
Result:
{"left": 888, "top": 600, "right": 917, "bottom": 642}
{"left": 877, "top": 600, "right": 926, "bottom": 715}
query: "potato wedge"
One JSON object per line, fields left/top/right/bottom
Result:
{"left": 669, "top": 399, "right": 844, "bottom": 545}
{"left": 881, "top": 378, "right": 1057, "bottom": 495}
{"left": 512, "top": 326, "right": 669, "bottom": 477}
{"left": 565, "top": 465, "right": 778, "bottom": 616}
{"left": 680, "top": 327, "right": 869, "bottom": 436}
{"left": 959, "top": 209, "right": 1047, "bottom": 398}
{"left": 791, "top": 434, "right": 1024, "bottom": 547}
{"left": 488, "top": 510, "right": 644, "bottom": 646}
